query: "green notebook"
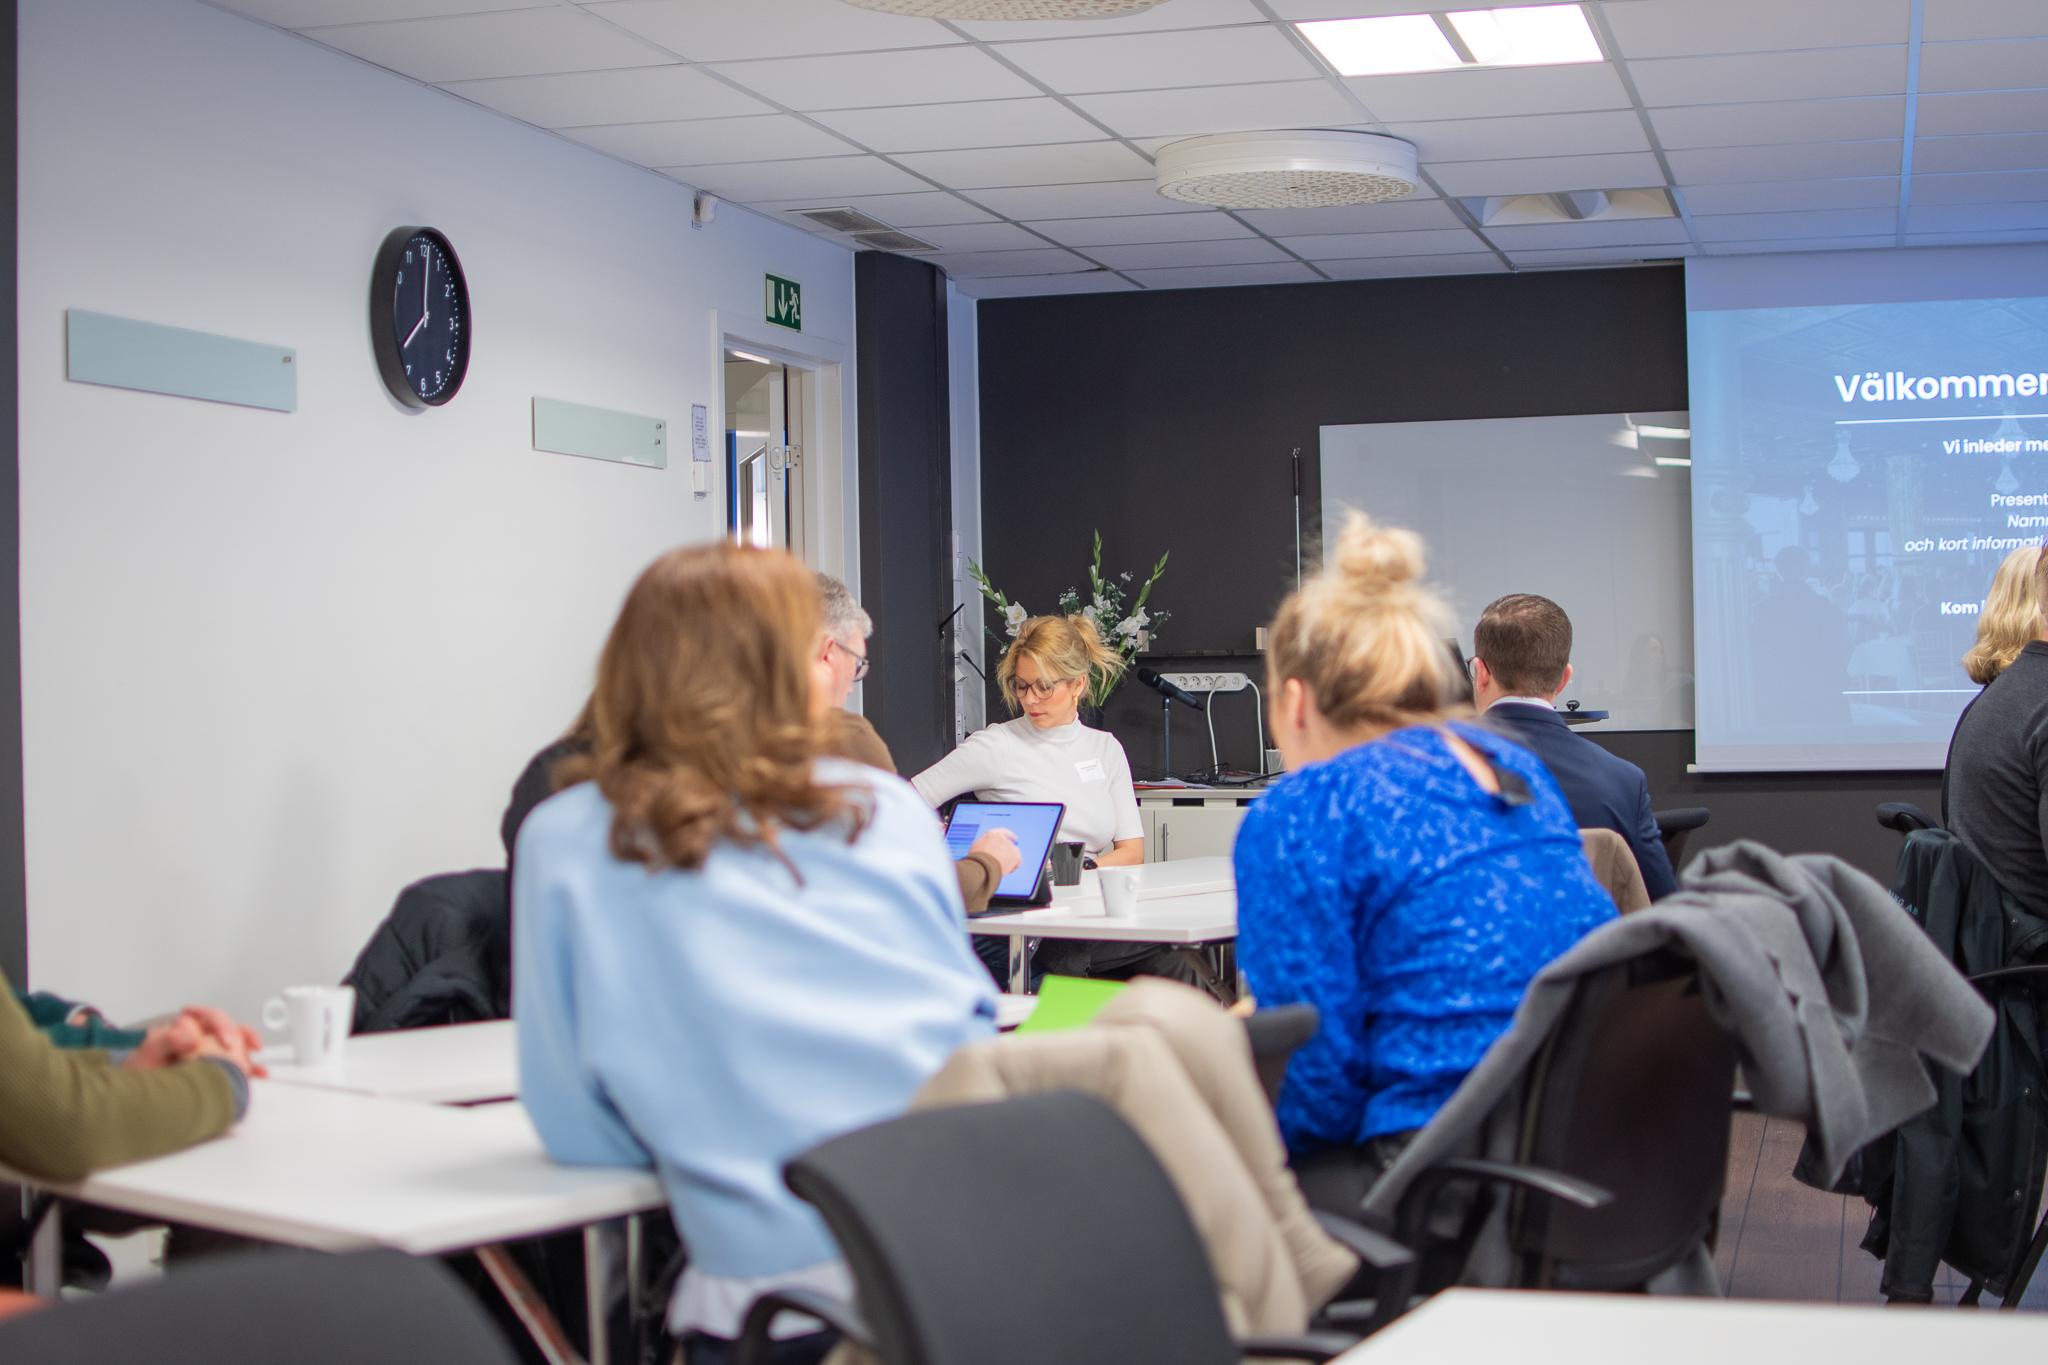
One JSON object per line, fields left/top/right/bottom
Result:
{"left": 1012, "top": 976, "right": 1128, "bottom": 1035}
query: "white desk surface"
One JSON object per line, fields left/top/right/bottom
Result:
{"left": 13, "top": 1079, "right": 662, "bottom": 1256}
{"left": 260, "top": 1019, "right": 516, "bottom": 1105}
{"left": 1330, "top": 1289, "right": 2048, "bottom": 1364}
{"left": 968, "top": 890, "right": 1237, "bottom": 944}
{"left": 1057, "top": 855, "right": 1233, "bottom": 902}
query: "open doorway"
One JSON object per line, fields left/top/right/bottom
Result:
{"left": 724, "top": 349, "right": 808, "bottom": 560}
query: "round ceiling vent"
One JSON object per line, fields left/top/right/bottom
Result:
{"left": 1154, "top": 131, "right": 1420, "bottom": 210}
{"left": 839, "top": 0, "right": 1167, "bottom": 16}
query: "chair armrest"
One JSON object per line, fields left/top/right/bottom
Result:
{"left": 1653, "top": 807, "right": 1710, "bottom": 834}
{"left": 1310, "top": 1210, "right": 1416, "bottom": 1337}
{"left": 1968, "top": 965, "right": 2048, "bottom": 988}
{"left": 1311, "top": 1209, "right": 1413, "bottom": 1273}
{"left": 735, "top": 1290, "right": 874, "bottom": 1365}
{"left": 1236, "top": 1331, "right": 1360, "bottom": 1361}
{"left": 1395, "top": 1157, "right": 1612, "bottom": 1250}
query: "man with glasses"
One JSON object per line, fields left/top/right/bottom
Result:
{"left": 815, "top": 575, "right": 1022, "bottom": 915}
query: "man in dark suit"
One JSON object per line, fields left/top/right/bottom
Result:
{"left": 1471, "top": 594, "right": 1677, "bottom": 899}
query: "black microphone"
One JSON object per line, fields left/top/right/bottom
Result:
{"left": 1136, "top": 667, "right": 1205, "bottom": 712}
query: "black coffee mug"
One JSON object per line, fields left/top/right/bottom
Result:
{"left": 1050, "top": 841, "right": 1085, "bottom": 886}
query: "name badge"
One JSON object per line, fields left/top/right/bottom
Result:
{"left": 1075, "top": 759, "right": 1107, "bottom": 783}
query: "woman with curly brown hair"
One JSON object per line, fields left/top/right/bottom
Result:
{"left": 513, "top": 543, "right": 996, "bottom": 1365}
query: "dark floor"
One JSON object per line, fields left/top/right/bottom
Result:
{"left": 1717, "top": 1109, "right": 2048, "bottom": 1309}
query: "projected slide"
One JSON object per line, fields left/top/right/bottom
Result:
{"left": 1688, "top": 248, "right": 2048, "bottom": 771}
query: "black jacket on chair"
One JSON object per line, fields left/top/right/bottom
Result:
{"left": 1811, "top": 829, "right": 2048, "bottom": 1301}
{"left": 343, "top": 870, "right": 511, "bottom": 1033}
{"left": 1482, "top": 703, "right": 1677, "bottom": 899}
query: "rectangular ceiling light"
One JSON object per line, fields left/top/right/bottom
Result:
{"left": 1447, "top": 4, "right": 1601, "bottom": 67}
{"left": 1300, "top": 4, "right": 1599, "bottom": 77}
{"left": 1297, "top": 13, "right": 1461, "bottom": 76}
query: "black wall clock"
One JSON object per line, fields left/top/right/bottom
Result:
{"left": 370, "top": 226, "right": 471, "bottom": 408}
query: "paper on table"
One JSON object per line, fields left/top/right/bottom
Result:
{"left": 1012, "top": 976, "right": 1126, "bottom": 1035}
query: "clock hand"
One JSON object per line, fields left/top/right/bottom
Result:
{"left": 422, "top": 249, "right": 432, "bottom": 327}
{"left": 402, "top": 310, "right": 426, "bottom": 349}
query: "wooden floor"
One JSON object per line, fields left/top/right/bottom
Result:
{"left": 1717, "top": 1109, "right": 2048, "bottom": 1309}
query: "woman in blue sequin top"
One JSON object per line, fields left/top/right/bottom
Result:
{"left": 1236, "top": 513, "right": 1615, "bottom": 1158}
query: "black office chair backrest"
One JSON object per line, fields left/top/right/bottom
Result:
{"left": 1876, "top": 801, "right": 1940, "bottom": 836}
{"left": 1244, "top": 1003, "right": 1320, "bottom": 1109}
{"left": 1653, "top": 807, "right": 1711, "bottom": 871}
{"left": 1511, "top": 951, "right": 1736, "bottom": 1291}
{"left": 784, "top": 1090, "right": 1239, "bottom": 1365}
{"left": 0, "top": 1249, "right": 517, "bottom": 1365}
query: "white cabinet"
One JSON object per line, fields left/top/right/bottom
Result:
{"left": 1137, "top": 790, "right": 1263, "bottom": 863}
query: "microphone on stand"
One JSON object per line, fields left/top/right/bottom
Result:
{"left": 1136, "top": 666, "right": 1205, "bottom": 712}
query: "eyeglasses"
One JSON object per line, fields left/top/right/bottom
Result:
{"left": 1014, "top": 675, "right": 1076, "bottom": 701}
{"left": 829, "top": 637, "right": 871, "bottom": 682}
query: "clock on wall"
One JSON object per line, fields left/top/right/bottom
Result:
{"left": 369, "top": 226, "right": 471, "bottom": 408}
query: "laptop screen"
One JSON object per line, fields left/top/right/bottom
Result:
{"left": 944, "top": 801, "right": 1064, "bottom": 901}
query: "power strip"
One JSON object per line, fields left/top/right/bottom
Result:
{"left": 1160, "top": 671, "right": 1250, "bottom": 693}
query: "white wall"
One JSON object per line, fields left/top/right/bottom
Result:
{"left": 945, "top": 286, "right": 985, "bottom": 740}
{"left": 17, "top": 0, "right": 857, "bottom": 1019}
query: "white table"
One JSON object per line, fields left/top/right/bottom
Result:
{"left": 970, "top": 860, "right": 1238, "bottom": 995}
{"left": 260, "top": 1019, "right": 516, "bottom": 1105}
{"left": 1329, "top": 1289, "right": 2048, "bottom": 1364}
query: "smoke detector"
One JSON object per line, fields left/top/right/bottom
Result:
{"left": 838, "top": 0, "right": 1166, "bottom": 16}
{"left": 1155, "top": 131, "right": 1419, "bottom": 210}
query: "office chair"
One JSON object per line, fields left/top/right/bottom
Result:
{"left": 0, "top": 1249, "right": 519, "bottom": 1365}
{"left": 1652, "top": 807, "right": 1711, "bottom": 872}
{"left": 1244, "top": 1003, "right": 1320, "bottom": 1109}
{"left": 1875, "top": 801, "right": 1940, "bottom": 836}
{"left": 735, "top": 1091, "right": 1407, "bottom": 1365}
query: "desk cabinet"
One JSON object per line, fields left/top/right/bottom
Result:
{"left": 1137, "top": 790, "right": 1262, "bottom": 863}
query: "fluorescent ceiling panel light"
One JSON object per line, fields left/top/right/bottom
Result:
{"left": 1447, "top": 5, "right": 1601, "bottom": 68}
{"left": 1297, "top": 14, "right": 1461, "bottom": 77}
{"left": 728, "top": 350, "right": 776, "bottom": 365}
{"left": 1637, "top": 424, "right": 1691, "bottom": 440}
{"left": 1653, "top": 455, "right": 1693, "bottom": 468}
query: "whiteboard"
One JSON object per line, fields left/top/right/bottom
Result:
{"left": 1319, "top": 412, "right": 1694, "bottom": 732}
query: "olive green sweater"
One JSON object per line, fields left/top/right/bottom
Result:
{"left": 0, "top": 968, "right": 241, "bottom": 1183}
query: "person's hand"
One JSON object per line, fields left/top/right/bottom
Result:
{"left": 175, "top": 1005, "right": 267, "bottom": 1078}
{"left": 969, "top": 828, "right": 1023, "bottom": 877}
{"left": 122, "top": 1016, "right": 205, "bottom": 1071}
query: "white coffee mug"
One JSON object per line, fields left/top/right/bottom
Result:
{"left": 1098, "top": 866, "right": 1141, "bottom": 918}
{"left": 262, "top": 985, "right": 354, "bottom": 1069}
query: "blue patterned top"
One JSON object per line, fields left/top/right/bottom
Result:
{"left": 1235, "top": 722, "right": 1615, "bottom": 1153}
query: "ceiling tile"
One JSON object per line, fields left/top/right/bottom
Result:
{"left": 1918, "top": 38, "right": 2048, "bottom": 92}
{"left": 1278, "top": 227, "right": 1487, "bottom": 259}
{"left": 1922, "top": 0, "right": 2048, "bottom": 42}
{"left": 909, "top": 222, "right": 1055, "bottom": 252}
{"left": 1481, "top": 218, "right": 1696, "bottom": 250}
{"left": 929, "top": 247, "right": 1098, "bottom": 278}
{"left": 302, "top": 8, "right": 666, "bottom": 83}
{"left": 1906, "top": 228, "right": 2048, "bottom": 245}
{"left": 1124, "top": 261, "right": 1323, "bottom": 289}
{"left": 1705, "top": 234, "right": 1898, "bottom": 254}
{"left": 960, "top": 273, "right": 1140, "bottom": 298}
{"left": 1073, "top": 80, "right": 1359, "bottom": 140}
{"left": 441, "top": 64, "right": 769, "bottom": 127}
{"left": 991, "top": 27, "right": 1319, "bottom": 96}
{"left": 712, "top": 47, "right": 1037, "bottom": 112}
{"left": 1317, "top": 254, "right": 1507, "bottom": 279}
{"left": 1665, "top": 140, "right": 1902, "bottom": 183}
{"left": 583, "top": 0, "right": 953, "bottom": 61}
{"left": 1601, "top": 0, "right": 1911, "bottom": 59}
{"left": 1086, "top": 238, "right": 1291, "bottom": 269}
{"left": 1915, "top": 132, "right": 2048, "bottom": 174}
{"left": 1911, "top": 169, "right": 2048, "bottom": 203}
{"left": 1386, "top": 110, "right": 1650, "bottom": 164}
{"left": 969, "top": 179, "right": 1205, "bottom": 219}
{"left": 1907, "top": 200, "right": 2048, "bottom": 231}
{"left": 1626, "top": 47, "right": 1909, "bottom": 108}
{"left": 1346, "top": 64, "right": 1633, "bottom": 123}
{"left": 752, "top": 190, "right": 997, "bottom": 227}
{"left": 1428, "top": 151, "right": 1667, "bottom": 197}
{"left": 809, "top": 98, "right": 1104, "bottom": 153}
{"left": 1679, "top": 176, "right": 1901, "bottom": 214}
{"left": 1916, "top": 89, "right": 2048, "bottom": 136}
{"left": 1648, "top": 96, "right": 1905, "bottom": 150}
{"left": 1692, "top": 207, "right": 1900, "bottom": 241}
{"left": 1508, "top": 245, "right": 1698, "bottom": 268}
{"left": 670, "top": 155, "right": 931, "bottom": 201}
{"left": 891, "top": 141, "right": 1152, "bottom": 190}
{"left": 1236, "top": 199, "right": 1465, "bottom": 234}
{"left": 215, "top": 0, "right": 547, "bottom": 24}
{"left": 1025, "top": 212, "right": 1257, "bottom": 247}
{"left": 956, "top": 0, "right": 1266, "bottom": 41}
{"left": 568, "top": 114, "right": 855, "bottom": 166}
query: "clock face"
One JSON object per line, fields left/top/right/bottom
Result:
{"left": 370, "top": 226, "right": 471, "bottom": 409}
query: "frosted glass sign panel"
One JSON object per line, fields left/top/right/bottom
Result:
{"left": 66, "top": 309, "right": 296, "bottom": 413}
{"left": 1319, "top": 412, "right": 1694, "bottom": 732}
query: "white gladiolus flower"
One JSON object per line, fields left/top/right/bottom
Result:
{"left": 1004, "top": 602, "right": 1027, "bottom": 636}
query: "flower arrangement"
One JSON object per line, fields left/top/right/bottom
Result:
{"left": 967, "top": 531, "right": 1170, "bottom": 708}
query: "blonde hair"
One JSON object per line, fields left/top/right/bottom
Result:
{"left": 997, "top": 614, "right": 1123, "bottom": 714}
{"left": 1266, "top": 511, "right": 1462, "bottom": 732}
{"left": 1963, "top": 545, "right": 2048, "bottom": 685}
{"left": 556, "top": 543, "right": 867, "bottom": 872}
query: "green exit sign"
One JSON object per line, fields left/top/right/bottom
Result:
{"left": 765, "top": 274, "right": 802, "bottom": 331}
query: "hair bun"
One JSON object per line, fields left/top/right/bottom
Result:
{"left": 1331, "top": 512, "right": 1426, "bottom": 593}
